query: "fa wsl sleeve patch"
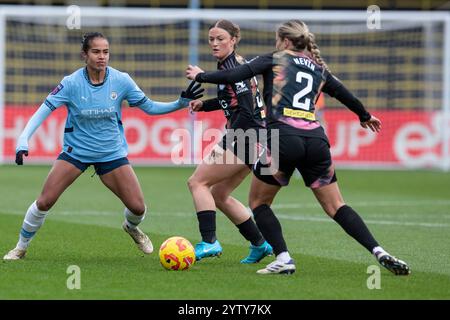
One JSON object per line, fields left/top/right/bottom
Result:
{"left": 50, "top": 83, "right": 64, "bottom": 95}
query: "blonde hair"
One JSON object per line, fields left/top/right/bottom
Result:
{"left": 277, "top": 20, "right": 328, "bottom": 70}
{"left": 209, "top": 19, "right": 241, "bottom": 49}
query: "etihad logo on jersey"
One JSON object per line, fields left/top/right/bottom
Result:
{"left": 81, "top": 106, "right": 115, "bottom": 119}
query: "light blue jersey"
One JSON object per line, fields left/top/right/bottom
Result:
{"left": 39, "top": 66, "right": 186, "bottom": 162}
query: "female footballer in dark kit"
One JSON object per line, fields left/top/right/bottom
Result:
{"left": 187, "top": 20, "right": 273, "bottom": 264}
{"left": 187, "top": 20, "right": 410, "bottom": 275}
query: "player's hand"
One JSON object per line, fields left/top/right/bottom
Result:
{"left": 186, "top": 65, "right": 205, "bottom": 80}
{"left": 181, "top": 81, "right": 204, "bottom": 100}
{"left": 189, "top": 100, "right": 203, "bottom": 113}
{"left": 15, "top": 150, "right": 28, "bottom": 165}
{"left": 361, "top": 115, "right": 381, "bottom": 133}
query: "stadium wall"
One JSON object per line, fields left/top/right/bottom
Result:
{"left": 0, "top": 6, "right": 448, "bottom": 170}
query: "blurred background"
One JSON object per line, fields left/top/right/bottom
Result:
{"left": 0, "top": 0, "right": 449, "bottom": 9}
{"left": 0, "top": 0, "right": 449, "bottom": 169}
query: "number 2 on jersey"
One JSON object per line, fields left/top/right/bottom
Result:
{"left": 292, "top": 71, "right": 313, "bottom": 111}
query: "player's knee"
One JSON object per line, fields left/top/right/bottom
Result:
{"left": 211, "top": 189, "right": 228, "bottom": 208}
{"left": 128, "top": 203, "right": 146, "bottom": 216}
{"left": 187, "top": 175, "right": 207, "bottom": 191}
{"left": 322, "top": 202, "right": 345, "bottom": 218}
{"left": 36, "top": 198, "right": 55, "bottom": 211}
{"left": 249, "top": 197, "right": 269, "bottom": 211}
{"left": 187, "top": 175, "right": 196, "bottom": 191}
{"left": 249, "top": 199, "right": 259, "bottom": 210}
{"left": 322, "top": 205, "right": 334, "bottom": 217}
{"left": 248, "top": 190, "right": 273, "bottom": 210}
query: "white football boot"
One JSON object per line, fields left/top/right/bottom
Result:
{"left": 3, "top": 247, "right": 27, "bottom": 260}
{"left": 122, "top": 222, "right": 153, "bottom": 254}
{"left": 375, "top": 251, "right": 411, "bottom": 276}
{"left": 257, "top": 259, "right": 296, "bottom": 275}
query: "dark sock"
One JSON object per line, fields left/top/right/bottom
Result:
{"left": 197, "top": 210, "right": 217, "bottom": 243}
{"left": 252, "top": 204, "right": 288, "bottom": 255}
{"left": 236, "top": 217, "right": 265, "bottom": 247}
{"left": 333, "top": 205, "right": 379, "bottom": 253}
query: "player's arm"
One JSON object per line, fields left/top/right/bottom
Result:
{"left": 201, "top": 98, "right": 222, "bottom": 112}
{"left": 321, "top": 71, "right": 381, "bottom": 132}
{"left": 186, "top": 53, "right": 273, "bottom": 84}
{"left": 16, "top": 79, "right": 70, "bottom": 165}
{"left": 230, "top": 81, "right": 255, "bottom": 130}
{"left": 126, "top": 76, "right": 204, "bottom": 115}
{"left": 189, "top": 98, "right": 221, "bottom": 113}
{"left": 15, "top": 103, "right": 53, "bottom": 165}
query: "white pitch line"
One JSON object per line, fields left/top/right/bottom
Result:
{"left": 275, "top": 214, "right": 450, "bottom": 228}
{"left": 2, "top": 208, "right": 449, "bottom": 228}
{"left": 272, "top": 199, "right": 450, "bottom": 209}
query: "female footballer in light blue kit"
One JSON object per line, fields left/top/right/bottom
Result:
{"left": 3, "top": 32, "right": 203, "bottom": 260}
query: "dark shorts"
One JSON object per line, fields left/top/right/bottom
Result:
{"left": 57, "top": 152, "right": 130, "bottom": 176}
{"left": 218, "top": 128, "right": 264, "bottom": 167}
{"left": 253, "top": 134, "right": 337, "bottom": 188}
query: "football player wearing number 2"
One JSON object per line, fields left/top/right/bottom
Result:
{"left": 187, "top": 20, "right": 410, "bottom": 275}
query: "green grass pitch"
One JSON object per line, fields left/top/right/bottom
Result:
{"left": 0, "top": 165, "right": 449, "bottom": 299}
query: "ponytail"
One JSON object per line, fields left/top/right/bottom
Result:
{"left": 306, "top": 33, "right": 329, "bottom": 71}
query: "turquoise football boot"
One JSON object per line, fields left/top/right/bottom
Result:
{"left": 240, "top": 241, "right": 273, "bottom": 264}
{"left": 195, "top": 240, "right": 223, "bottom": 261}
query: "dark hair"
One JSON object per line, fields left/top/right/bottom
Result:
{"left": 81, "top": 32, "right": 107, "bottom": 53}
{"left": 209, "top": 20, "right": 241, "bottom": 48}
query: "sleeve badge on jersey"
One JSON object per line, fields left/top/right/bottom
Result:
{"left": 235, "top": 81, "right": 249, "bottom": 94}
{"left": 50, "top": 83, "right": 64, "bottom": 95}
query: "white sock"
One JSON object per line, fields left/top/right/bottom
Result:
{"left": 17, "top": 201, "right": 48, "bottom": 250}
{"left": 124, "top": 206, "right": 146, "bottom": 229}
{"left": 276, "top": 251, "right": 292, "bottom": 263}
{"left": 372, "top": 246, "right": 388, "bottom": 259}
